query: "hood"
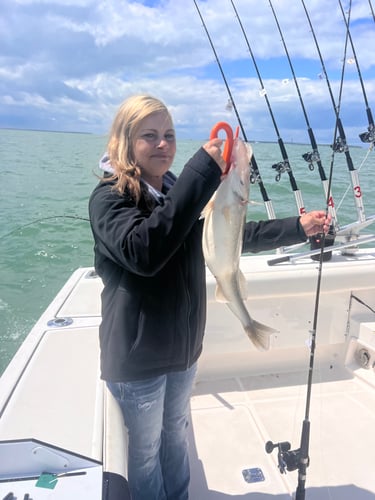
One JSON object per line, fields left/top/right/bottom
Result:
{"left": 98, "top": 152, "right": 176, "bottom": 203}
{"left": 99, "top": 153, "right": 114, "bottom": 174}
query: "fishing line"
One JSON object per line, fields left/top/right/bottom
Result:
{"left": 338, "top": 0, "right": 375, "bottom": 145}
{"left": 301, "top": 0, "right": 366, "bottom": 225}
{"left": 295, "top": 3, "right": 351, "bottom": 498}
{"left": 324, "top": 0, "right": 374, "bottom": 231}
{"left": 336, "top": 145, "right": 373, "bottom": 214}
{"left": 0, "top": 216, "right": 90, "bottom": 241}
{"left": 327, "top": 0, "right": 374, "bottom": 228}
{"left": 266, "top": 4, "right": 355, "bottom": 499}
{"left": 266, "top": 0, "right": 338, "bottom": 228}
{"left": 193, "top": 0, "right": 276, "bottom": 220}
{"left": 323, "top": 0, "right": 350, "bottom": 218}
{"left": 229, "top": 0, "right": 306, "bottom": 217}
{"left": 334, "top": 0, "right": 375, "bottom": 222}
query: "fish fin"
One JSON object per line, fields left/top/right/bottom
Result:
{"left": 244, "top": 320, "right": 278, "bottom": 351}
{"left": 244, "top": 141, "right": 253, "bottom": 160}
{"left": 201, "top": 195, "right": 216, "bottom": 219}
{"left": 239, "top": 271, "right": 248, "bottom": 300}
{"left": 215, "top": 284, "right": 228, "bottom": 303}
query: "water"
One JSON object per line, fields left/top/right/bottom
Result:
{"left": 0, "top": 129, "right": 374, "bottom": 375}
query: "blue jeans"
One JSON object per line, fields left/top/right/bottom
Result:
{"left": 107, "top": 363, "right": 197, "bottom": 500}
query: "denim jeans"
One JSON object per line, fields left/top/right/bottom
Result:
{"left": 107, "top": 362, "right": 197, "bottom": 500}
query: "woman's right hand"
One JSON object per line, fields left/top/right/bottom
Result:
{"left": 203, "top": 138, "right": 226, "bottom": 174}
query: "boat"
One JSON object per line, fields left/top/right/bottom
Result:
{"left": 1, "top": 240, "right": 375, "bottom": 499}
{"left": 1, "top": 2, "right": 375, "bottom": 499}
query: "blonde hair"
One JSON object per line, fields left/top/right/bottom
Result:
{"left": 105, "top": 94, "right": 172, "bottom": 203}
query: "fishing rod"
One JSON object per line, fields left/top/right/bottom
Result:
{"left": 229, "top": 0, "right": 306, "bottom": 217}
{"left": 193, "top": 0, "right": 276, "bottom": 220}
{"left": 264, "top": 4, "right": 353, "bottom": 499}
{"left": 338, "top": 0, "right": 375, "bottom": 145}
{"left": 267, "top": 2, "right": 375, "bottom": 497}
{"left": 301, "top": 0, "right": 366, "bottom": 224}
{"left": 266, "top": 0, "right": 338, "bottom": 228}
{"left": 267, "top": 206, "right": 337, "bottom": 500}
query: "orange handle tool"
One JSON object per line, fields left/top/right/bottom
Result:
{"left": 210, "top": 122, "right": 239, "bottom": 174}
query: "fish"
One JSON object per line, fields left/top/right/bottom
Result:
{"left": 202, "top": 136, "right": 276, "bottom": 351}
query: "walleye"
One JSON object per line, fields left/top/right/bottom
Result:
{"left": 202, "top": 129, "right": 276, "bottom": 350}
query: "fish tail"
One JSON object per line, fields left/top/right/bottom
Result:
{"left": 244, "top": 320, "right": 278, "bottom": 351}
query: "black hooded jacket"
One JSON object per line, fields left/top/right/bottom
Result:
{"left": 89, "top": 147, "right": 307, "bottom": 382}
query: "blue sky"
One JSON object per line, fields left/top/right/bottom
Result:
{"left": 0, "top": 0, "right": 374, "bottom": 144}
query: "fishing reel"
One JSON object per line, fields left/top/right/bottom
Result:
{"left": 302, "top": 150, "right": 320, "bottom": 171}
{"left": 309, "top": 224, "right": 336, "bottom": 261}
{"left": 331, "top": 136, "right": 348, "bottom": 153}
{"left": 359, "top": 125, "right": 375, "bottom": 144}
{"left": 250, "top": 167, "right": 261, "bottom": 185}
{"left": 272, "top": 160, "right": 291, "bottom": 182}
{"left": 265, "top": 440, "right": 304, "bottom": 474}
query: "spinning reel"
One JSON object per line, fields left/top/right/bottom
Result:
{"left": 272, "top": 160, "right": 291, "bottom": 182}
{"left": 265, "top": 440, "right": 309, "bottom": 475}
{"left": 302, "top": 150, "right": 321, "bottom": 171}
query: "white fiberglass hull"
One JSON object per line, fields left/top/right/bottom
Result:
{"left": 0, "top": 249, "right": 374, "bottom": 498}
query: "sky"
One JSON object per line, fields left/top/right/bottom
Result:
{"left": 1, "top": 0, "right": 374, "bottom": 144}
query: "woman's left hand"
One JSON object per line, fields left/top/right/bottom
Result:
{"left": 203, "top": 138, "right": 227, "bottom": 173}
{"left": 300, "top": 211, "right": 332, "bottom": 237}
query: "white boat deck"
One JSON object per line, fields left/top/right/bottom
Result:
{"left": 189, "top": 364, "right": 375, "bottom": 499}
{"left": 0, "top": 250, "right": 374, "bottom": 498}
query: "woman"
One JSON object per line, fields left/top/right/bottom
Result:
{"left": 89, "top": 94, "right": 330, "bottom": 500}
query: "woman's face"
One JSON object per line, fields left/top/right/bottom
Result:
{"left": 132, "top": 110, "right": 176, "bottom": 188}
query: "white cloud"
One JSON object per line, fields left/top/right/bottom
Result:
{"left": 0, "top": 0, "right": 374, "bottom": 143}
{"left": 0, "top": 92, "right": 50, "bottom": 109}
{"left": 13, "top": 0, "right": 94, "bottom": 5}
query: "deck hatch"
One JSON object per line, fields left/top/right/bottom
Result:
{"left": 242, "top": 467, "right": 265, "bottom": 483}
